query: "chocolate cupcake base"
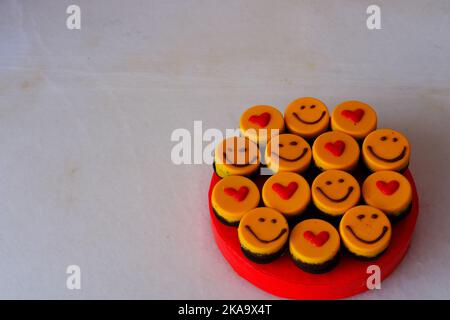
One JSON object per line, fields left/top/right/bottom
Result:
{"left": 240, "top": 244, "right": 287, "bottom": 264}
{"left": 212, "top": 206, "right": 240, "bottom": 227}
{"left": 290, "top": 251, "right": 340, "bottom": 274}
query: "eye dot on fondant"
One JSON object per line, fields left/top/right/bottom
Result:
{"left": 310, "top": 105, "right": 316, "bottom": 109}
{"left": 300, "top": 105, "right": 306, "bottom": 110}
{"left": 279, "top": 143, "right": 284, "bottom": 148}
{"left": 326, "top": 181, "right": 332, "bottom": 185}
{"left": 372, "top": 214, "right": 379, "bottom": 219}
{"left": 338, "top": 178, "right": 345, "bottom": 183}
{"left": 393, "top": 137, "right": 398, "bottom": 142}
{"left": 289, "top": 141, "right": 298, "bottom": 146}
{"left": 357, "top": 214, "right": 365, "bottom": 220}
{"left": 380, "top": 136, "right": 387, "bottom": 141}
{"left": 258, "top": 217, "right": 265, "bottom": 222}
{"left": 271, "top": 218, "right": 277, "bottom": 224}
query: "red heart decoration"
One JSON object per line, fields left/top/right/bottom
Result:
{"left": 272, "top": 182, "right": 298, "bottom": 200}
{"left": 249, "top": 112, "right": 271, "bottom": 128}
{"left": 341, "top": 109, "right": 365, "bottom": 124}
{"left": 325, "top": 140, "right": 346, "bottom": 157}
{"left": 224, "top": 186, "right": 249, "bottom": 202}
{"left": 303, "top": 231, "right": 330, "bottom": 247}
{"left": 376, "top": 180, "right": 399, "bottom": 196}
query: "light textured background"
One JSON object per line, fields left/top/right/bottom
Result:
{"left": 1, "top": 0, "right": 449, "bottom": 299}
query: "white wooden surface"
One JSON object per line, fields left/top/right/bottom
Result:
{"left": 1, "top": 0, "right": 449, "bottom": 299}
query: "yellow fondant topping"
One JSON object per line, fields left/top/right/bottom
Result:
{"left": 262, "top": 172, "right": 311, "bottom": 216}
{"left": 265, "top": 134, "right": 312, "bottom": 173}
{"left": 284, "top": 97, "right": 330, "bottom": 139}
{"left": 312, "top": 170, "right": 361, "bottom": 216}
{"left": 339, "top": 205, "right": 391, "bottom": 258}
{"left": 238, "top": 207, "right": 289, "bottom": 255}
{"left": 312, "top": 131, "right": 360, "bottom": 171}
{"left": 212, "top": 176, "right": 260, "bottom": 223}
{"left": 362, "top": 170, "right": 412, "bottom": 216}
{"left": 214, "top": 136, "right": 260, "bottom": 178}
{"left": 331, "top": 100, "right": 377, "bottom": 140}
{"left": 239, "top": 105, "right": 285, "bottom": 144}
{"left": 289, "top": 219, "right": 340, "bottom": 265}
{"left": 362, "top": 129, "right": 410, "bottom": 172}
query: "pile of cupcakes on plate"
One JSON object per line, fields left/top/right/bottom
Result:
{"left": 211, "top": 97, "right": 412, "bottom": 273}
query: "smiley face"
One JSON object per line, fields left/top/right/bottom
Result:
{"left": 331, "top": 100, "right": 377, "bottom": 140}
{"left": 238, "top": 207, "right": 289, "bottom": 257}
{"left": 214, "top": 136, "right": 260, "bottom": 178}
{"left": 312, "top": 131, "right": 360, "bottom": 172}
{"left": 265, "top": 134, "right": 312, "bottom": 173}
{"left": 339, "top": 205, "right": 391, "bottom": 258}
{"left": 362, "top": 129, "right": 410, "bottom": 172}
{"left": 312, "top": 170, "right": 361, "bottom": 216}
{"left": 362, "top": 170, "right": 412, "bottom": 217}
{"left": 212, "top": 175, "right": 260, "bottom": 226}
{"left": 284, "top": 97, "right": 330, "bottom": 139}
{"left": 240, "top": 105, "right": 285, "bottom": 144}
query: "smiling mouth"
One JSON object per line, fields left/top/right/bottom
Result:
{"left": 316, "top": 186, "right": 354, "bottom": 203}
{"left": 367, "top": 146, "right": 407, "bottom": 163}
{"left": 272, "top": 147, "right": 308, "bottom": 162}
{"left": 346, "top": 225, "right": 389, "bottom": 244}
{"left": 245, "top": 225, "right": 287, "bottom": 244}
{"left": 293, "top": 111, "right": 326, "bottom": 125}
{"left": 223, "top": 154, "right": 258, "bottom": 167}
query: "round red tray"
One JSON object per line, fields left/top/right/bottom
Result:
{"left": 208, "top": 169, "right": 419, "bottom": 299}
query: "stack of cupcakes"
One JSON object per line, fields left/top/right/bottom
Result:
{"left": 211, "top": 98, "right": 412, "bottom": 273}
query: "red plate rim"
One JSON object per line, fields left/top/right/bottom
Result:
{"left": 208, "top": 169, "right": 419, "bottom": 299}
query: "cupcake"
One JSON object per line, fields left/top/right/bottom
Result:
{"left": 311, "top": 170, "right": 361, "bottom": 218}
{"left": 262, "top": 172, "right": 311, "bottom": 219}
{"left": 362, "top": 129, "right": 410, "bottom": 172}
{"left": 265, "top": 134, "right": 312, "bottom": 174}
{"left": 284, "top": 97, "right": 330, "bottom": 139}
{"left": 289, "top": 219, "right": 340, "bottom": 274}
{"left": 339, "top": 205, "right": 392, "bottom": 260}
{"left": 239, "top": 105, "right": 285, "bottom": 144}
{"left": 312, "top": 131, "right": 360, "bottom": 172}
{"left": 238, "top": 207, "right": 289, "bottom": 264}
{"left": 331, "top": 100, "right": 377, "bottom": 141}
{"left": 362, "top": 170, "right": 412, "bottom": 220}
{"left": 211, "top": 176, "right": 260, "bottom": 226}
{"left": 214, "top": 136, "right": 260, "bottom": 178}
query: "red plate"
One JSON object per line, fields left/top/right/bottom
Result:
{"left": 208, "top": 169, "right": 419, "bottom": 299}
